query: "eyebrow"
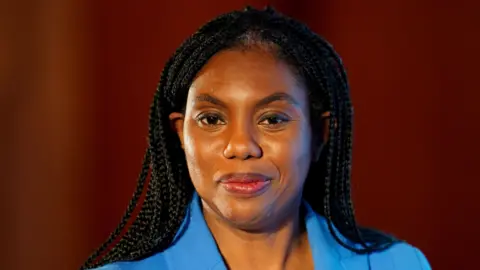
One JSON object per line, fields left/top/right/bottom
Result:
{"left": 256, "top": 92, "right": 299, "bottom": 107}
{"left": 194, "top": 94, "right": 227, "bottom": 108}
{"left": 193, "top": 92, "right": 299, "bottom": 109}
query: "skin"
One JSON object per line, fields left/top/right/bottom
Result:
{"left": 169, "top": 46, "right": 327, "bottom": 270}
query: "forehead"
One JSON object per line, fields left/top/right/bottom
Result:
{"left": 187, "top": 48, "right": 308, "bottom": 106}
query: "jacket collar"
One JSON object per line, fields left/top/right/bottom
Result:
{"left": 167, "top": 192, "right": 347, "bottom": 270}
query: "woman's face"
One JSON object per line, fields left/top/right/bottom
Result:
{"left": 170, "top": 48, "right": 314, "bottom": 230}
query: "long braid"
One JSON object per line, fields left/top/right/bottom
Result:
{"left": 96, "top": 92, "right": 167, "bottom": 265}
{"left": 83, "top": 52, "right": 179, "bottom": 268}
{"left": 309, "top": 36, "right": 369, "bottom": 247}
{"left": 82, "top": 7, "right": 398, "bottom": 269}
{"left": 81, "top": 150, "right": 152, "bottom": 268}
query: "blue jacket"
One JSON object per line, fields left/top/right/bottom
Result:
{"left": 94, "top": 193, "right": 431, "bottom": 270}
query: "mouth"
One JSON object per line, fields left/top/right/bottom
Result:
{"left": 218, "top": 173, "right": 272, "bottom": 197}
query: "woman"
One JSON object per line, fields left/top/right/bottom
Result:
{"left": 83, "top": 6, "right": 431, "bottom": 270}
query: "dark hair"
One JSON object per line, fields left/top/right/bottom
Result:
{"left": 82, "top": 6, "right": 398, "bottom": 269}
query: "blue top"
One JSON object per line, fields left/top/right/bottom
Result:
{"left": 93, "top": 193, "right": 431, "bottom": 270}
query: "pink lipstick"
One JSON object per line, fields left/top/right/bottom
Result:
{"left": 218, "top": 173, "right": 271, "bottom": 197}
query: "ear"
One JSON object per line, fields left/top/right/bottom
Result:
{"left": 169, "top": 112, "right": 185, "bottom": 149}
{"left": 312, "top": 111, "right": 336, "bottom": 162}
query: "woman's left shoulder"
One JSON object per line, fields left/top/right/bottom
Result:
{"left": 339, "top": 241, "right": 431, "bottom": 269}
{"left": 369, "top": 242, "right": 431, "bottom": 270}
{"left": 304, "top": 205, "right": 431, "bottom": 269}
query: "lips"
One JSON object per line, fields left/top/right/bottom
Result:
{"left": 219, "top": 173, "right": 270, "bottom": 183}
{"left": 217, "top": 173, "right": 272, "bottom": 197}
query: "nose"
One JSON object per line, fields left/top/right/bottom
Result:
{"left": 223, "top": 125, "right": 262, "bottom": 160}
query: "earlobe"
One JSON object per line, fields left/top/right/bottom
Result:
{"left": 168, "top": 112, "right": 185, "bottom": 149}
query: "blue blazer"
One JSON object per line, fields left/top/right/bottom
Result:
{"left": 94, "top": 193, "right": 431, "bottom": 270}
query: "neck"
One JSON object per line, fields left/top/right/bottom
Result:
{"left": 202, "top": 200, "right": 311, "bottom": 270}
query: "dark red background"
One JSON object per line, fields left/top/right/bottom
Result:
{"left": 3, "top": 0, "right": 479, "bottom": 269}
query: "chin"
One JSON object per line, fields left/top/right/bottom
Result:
{"left": 213, "top": 195, "right": 275, "bottom": 230}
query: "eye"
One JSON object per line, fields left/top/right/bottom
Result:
{"left": 258, "top": 114, "right": 291, "bottom": 127}
{"left": 197, "top": 113, "right": 226, "bottom": 127}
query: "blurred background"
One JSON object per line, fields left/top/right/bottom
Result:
{"left": 2, "top": 0, "right": 479, "bottom": 269}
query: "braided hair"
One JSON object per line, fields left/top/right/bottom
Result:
{"left": 82, "top": 6, "right": 398, "bottom": 269}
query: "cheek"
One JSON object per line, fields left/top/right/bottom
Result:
{"left": 183, "top": 121, "right": 222, "bottom": 187}
{"left": 266, "top": 123, "right": 312, "bottom": 185}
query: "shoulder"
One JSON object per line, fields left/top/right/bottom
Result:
{"left": 87, "top": 253, "right": 168, "bottom": 270}
{"left": 303, "top": 202, "right": 431, "bottom": 270}
{"left": 371, "top": 242, "right": 431, "bottom": 270}
{"left": 341, "top": 241, "right": 431, "bottom": 270}
{"left": 88, "top": 265, "right": 123, "bottom": 270}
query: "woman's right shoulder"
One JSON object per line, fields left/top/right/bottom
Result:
{"left": 89, "top": 263, "right": 134, "bottom": 270}
{"left": 90, "top": 265, "right": 123, "bottom": 270}
{"left": 88, "top": 253, "right": 169, "bottom": 270}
